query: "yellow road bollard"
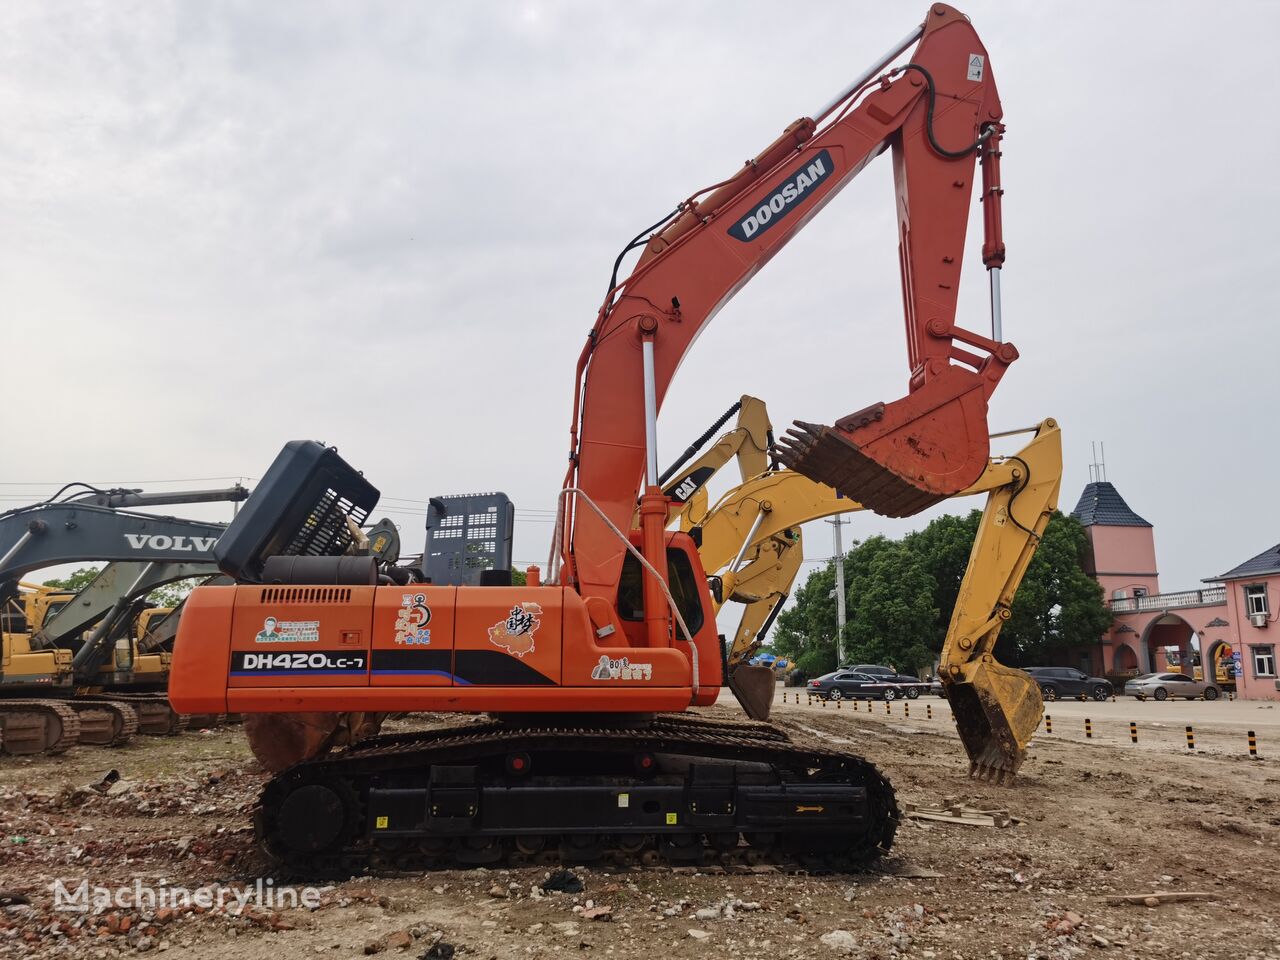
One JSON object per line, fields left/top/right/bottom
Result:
{"left": 1249, "top": 730, "right": 1258, "bottom": 758}
{"left": 904, "top": 702, "right": 910, "bottom": 718}
{"left": 884, "top": 700, "right": 891, "bottom": 715}
{"left": 1186, "top": 725, "right": 1195, "bottom": 750}
{"left": 1085, "top": 718, "right": 1093, "bottom": 739}
{"left": 1045, "top": 714, "right": 1053, "bottom": 734}
{"left": 836, "top": 698, "right": 842, "bottom": 709}
{"left": 1129, "top": 721, "right": 1137, "bottom": 744}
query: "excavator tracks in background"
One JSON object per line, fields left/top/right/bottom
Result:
{"left": 0, "top": 695, "right": 207, "bottom": 756}
{"left": 257, "top": 713, "right": 899, "bottom": 878}
{"left": 65, "top": 699, "right": 139, "bottom": 746}
{"left": 0, "top": 700, "right": 81, "bottom": 755}
{"left": 99, "top": 693, "right": 187, "bottom": 736}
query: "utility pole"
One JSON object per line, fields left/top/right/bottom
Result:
{"left": 827, "top": 517, "right": 849, "bottom": 666}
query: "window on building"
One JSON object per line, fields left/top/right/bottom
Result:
{"left": 1133, "top": 587, "right": 1148, "bottom": 598}
{"left": 1112, "top": 589, "right": 1127, "bottom": 600}
{"left": 1253, "top": 646, "right": 1277, "bottom": 678}
{"left": 1245, "top": 584, "right": 1270, "bottom": 617}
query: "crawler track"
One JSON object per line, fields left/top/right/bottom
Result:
{"left": 67, "top": 699, "right": 140, "bottom": 746}
{"left": 104, "top": 693, "right": 187, "bottom": 736}
{"left": 0, "top": 699, "right": 81, "bottom": 755}
{"left": 258, "top": 713, "right": 898, "bottom": 878}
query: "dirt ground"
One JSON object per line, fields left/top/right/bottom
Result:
{"left": 2, "top": 695, "right": 1278, "bottom": 960}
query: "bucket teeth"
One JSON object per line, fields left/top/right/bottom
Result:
{"left": 969, "top": 760, "right": 1015, "bottom": 785}
{"left": 776, "top": 421, "right": 946, "bottom": 519}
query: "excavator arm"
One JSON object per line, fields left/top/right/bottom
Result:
{"left": 659, "top": 395, "right": 773, "bottom": 526}
{"left": 563, "top": 4, "right": 1014, "bottom": 606}
{"left": 0, "top": 491, "right": 241, "bottom": 682}
{"left": 692, "top": 419, "right": 1062, "bottom": 776}
{"left": 939, "top": 421, "right": 1061, "bottom": 781}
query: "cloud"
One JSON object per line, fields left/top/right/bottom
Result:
{"left": 1, "top": 0, "right": 1276, "bottom": 596}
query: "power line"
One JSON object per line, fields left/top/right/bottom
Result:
{"left": 0, "top": 476, "right": 254, "bottom": 486}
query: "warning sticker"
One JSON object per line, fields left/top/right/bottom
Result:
{"left": 967, "top": 53, "right": 985, "bottom": 82}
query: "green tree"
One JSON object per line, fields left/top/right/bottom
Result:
{"left": 903, "top": 510, "right": 982, "bottom": 648}
{"left": 41, "top": 566, "right": 102, "bottom": 592}
{"left": 996, "top": 511, "right": 1112, "bottom": 663}
{"left": 147, "top": 578, "right": 204, "bottom": 608}
{"left": 841, "top": 536, "right": 937, "bottom": 672}
{"left": 773, "top": 562, "right": 838, "bottom": 676}
{"left": 776, "top": 510, "right": 1110, "bottom": 676}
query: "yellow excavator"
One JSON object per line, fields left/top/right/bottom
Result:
{"left": 665, "top": 398, "right": 1061, "bottom": 779}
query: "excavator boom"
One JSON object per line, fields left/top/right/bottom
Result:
{"left": 564, "top": 4, "right": 1014, "bottom": 598}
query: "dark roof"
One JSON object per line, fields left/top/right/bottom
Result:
{"left": 1215, "top": 543, "right": 1280, "bottom": 581}
{"left": 1070, "top": 482, "right": 1151, "bottom": 528}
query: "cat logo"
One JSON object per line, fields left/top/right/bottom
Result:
{"left": 794, "top": 804, "right": 825, "bottom": 814}
{"left": 673, "top": 478, "right": 698, "bottom": 501}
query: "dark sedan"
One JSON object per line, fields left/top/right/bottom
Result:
{"left": 843, "top": 663, "right": 929, "bottom": 698}
{"left": 808, "top": 670, "right": 905, "bottom": 701}
{"left": 1024, "top": 666, "right": 1113, "bottom": 702}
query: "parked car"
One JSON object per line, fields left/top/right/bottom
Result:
{"left": 808, "top": 670, "right": 904, "bottom": 701}
{"left": 1124, "top": 672, "right": 1220, "bottom": 701}
{"left": 927, "top": 674, "right": 945, "bottom": 697}
{"left": 1024, "top": 667, "right": 1113, "bottom": 702}
{"left": 843, "top": 663, "right": 928, "bottom": 699}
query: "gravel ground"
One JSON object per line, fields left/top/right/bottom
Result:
{"left": 1, "top": 699, "right": 1277, "bottom": 960}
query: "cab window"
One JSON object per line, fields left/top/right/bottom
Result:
{"left": 617, "top": 548, "right": 706, "bottom": 636}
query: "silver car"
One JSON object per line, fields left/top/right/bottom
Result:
{"left": 1124, "top": 672, "right": 1220, "bottom": 701}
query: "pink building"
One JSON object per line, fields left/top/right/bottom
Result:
{"left": 1069, "top": 481, "right": 1280, "bottom": 701}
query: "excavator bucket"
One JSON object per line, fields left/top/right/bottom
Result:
{"left": 244, "top": 711, "right": 386, "bottom": 772}
{"left": 777, "top": 368, "right": 992, "bottom": 518}
{"left": 727, "top": 664, "right": 777, "bottom": 721}
{"left": 944, "top": 659, "right": 1043, "bottom": 782}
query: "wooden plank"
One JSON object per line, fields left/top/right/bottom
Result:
{"left": 1105, "top": 891, "right": 1219, "bottom": 905}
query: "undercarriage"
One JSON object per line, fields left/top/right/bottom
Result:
{"left": 258, "top": 713, "right": 898, "bottom": 878}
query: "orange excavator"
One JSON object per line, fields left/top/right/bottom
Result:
{"left": 171, "top": 4, "right": 1026, "bottom": 874}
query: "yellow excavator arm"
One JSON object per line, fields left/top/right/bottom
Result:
{"left": 688, "top": 417, "right": 1062, "bottom": 778}
{"left": 657, "top": 395, "right": 774, "bottom": 527}
{"left": 937, "top": 420, "right": 1061, "bottom": 781}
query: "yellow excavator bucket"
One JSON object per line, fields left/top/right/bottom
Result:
{"left": 945, "top": 657, "right": 1043, "bottom": 782}
{"left": 727, "top": 664, "right": 777, "bottom": 721}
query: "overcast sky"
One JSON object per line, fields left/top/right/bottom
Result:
{"left": 3, "top": 1, "right": 1277, "bottom": 596}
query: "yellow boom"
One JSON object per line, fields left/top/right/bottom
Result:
{"left": 688, "top": 418, "right": 1062, "bottom": 780}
